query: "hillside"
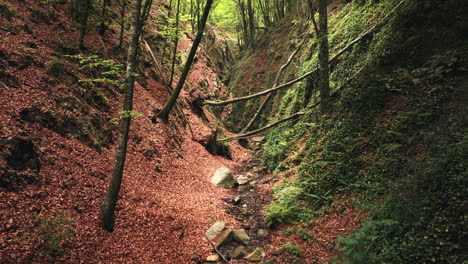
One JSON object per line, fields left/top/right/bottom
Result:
{"left": 1, "top": 0, "right": 467, "bottom": 263}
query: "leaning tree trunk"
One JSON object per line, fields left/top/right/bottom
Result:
{"left": 157, "top": 0, "right": 214, "bottom": 122}
{"left": 318, "top": 0, "right": 330, "bottom": 114}
{"left": 78, "top": 0, "right": 92, "bottom": 50}
{"left": 101, "top": 0, "right": 150, "bottom": 232}
{"left": 169, "top": 0, "right": 181, "bottom": 88}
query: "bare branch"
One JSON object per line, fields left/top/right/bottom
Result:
{"left": 204, "top": 0, "right": 405, "bottom": 107}
{"left": 241, "top": 34, "right": 309, "bottom": 133}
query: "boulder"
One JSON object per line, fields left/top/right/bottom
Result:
{"left": 205, "top": 221, "right": 226, "bottom": 240}
{"left": 232, "top": 246, "right": 247, "bottom": 259}
{"left": 211, "top": 167, "right": 235, "bottom": 188}
{"left": 244, "top": 247, "right": 265, "bottom": 262}
{"left": 252, "top": 136, "right": 265, "bottom": 142}
{"left": 233, "top": 229, "right": 251, "bottom": 245}
{"left": 214, "top": 229, "right": 233, "bottom": 248}
{"left": 257, "top": 229, "right": 269, "bottom": 238}
{"left": 236, "top": 175, "right": 249, "bottom": 185}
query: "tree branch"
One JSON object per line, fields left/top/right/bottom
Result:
{"left": 204, "top": 0, "right": 405, "bottom": 107}
{"left": 240, "top": 34, "right": 308, "bottom": 133}
{"left": 218, "top": 66, "right": 365, "bottom": 142}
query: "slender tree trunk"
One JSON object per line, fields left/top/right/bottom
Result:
{"left": 101, "top": 0, "right": 151, "bottom": 232}
{"left": 247, "top": 0, "right": 255, "bottom": 48}
{"left": 117, "top": 0, "right": 128, "bottom": 50}
{"left": 169, "top": 0, "right": 181, "bottom": 88}
{"left": 78, "top": 0, "right": 92, "bottom": 50}
{"left": 99, "top": 0, "right": 110, "bottom": 35}
{"left": 318, "top": 0, "right": 330, "bottom": 114}
{"left": 158, "top": 0, "right": 214, "bottom": 122}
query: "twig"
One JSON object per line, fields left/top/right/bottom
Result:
{"left": 204, "top": 234, "right": 232, "bottom": 264}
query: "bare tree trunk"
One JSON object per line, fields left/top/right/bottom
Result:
{"left": 100, "top": 0, "right": 152, "bottom": 232}
{"left": 117, "top": 0, "right": 128, "bottom": 50}
{"left": 247, "top": 0, "right": 256, "bottom": 48}
{"left": 169, "top": 0, "right": 181, "bottom": 88}
{"left": 99, "top": 0, "right": 110, "bottom": 35}
{"left": 158, "top": 0, "right": 214, "bottom": 122}
{"left": 78, "top": 0, "right": 92, "bottom": 50}
{"left": 318, "top": 0, "right": 330, "bottom": 114}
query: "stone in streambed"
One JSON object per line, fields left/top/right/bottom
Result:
{"left": 214, "top": 229, "right": 233, "bottom": 248}
{"left": 205, "top": 221, "right": 225, "bottom": 240}
{"left": 232, "top": 246, "right": 247, "bottom": 259}
{"left": 233, "top": 229, "right": 251, "bottom": 245}
{"left": 206, "top": 254, "right": 219, "bottom": 262}
{"left": 244, "top": 247, "right": 265, "bottom": 262}
{"left": 236, "top": 175, "right": 249, "bottom": 185}
{"left": 211, "top": 167, "right": 235, "bottom": 188}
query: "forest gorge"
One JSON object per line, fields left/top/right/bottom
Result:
{"left": 0, "top": 0, "right": 467, "bottom": 263}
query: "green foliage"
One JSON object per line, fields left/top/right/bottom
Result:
{"left": 282, "top": 227, "right": 296, "bottom": 236}
{"left": 33, "top": 214, "right": 74, "bottom": 258}
{"left": 282, "top": 243, "right": 302, "bottom": 257}
{"left": 65, "top": 54, "right": 125, "bottom": 87}
{"left": 337, "top": 128, "right": 468, "bottom": 264}
{"left": 260, "top": 1, "right": 468, "bottom": 263}
{"left": 297, "top": 228, "right": 313, "bottom": 241}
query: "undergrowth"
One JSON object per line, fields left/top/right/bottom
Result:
{"left": 261, "top": 0, "right": 468, "bottom": 263}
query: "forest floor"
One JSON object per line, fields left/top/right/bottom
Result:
{"left": 0, "top": 0, "right": 361, "bottom": 263}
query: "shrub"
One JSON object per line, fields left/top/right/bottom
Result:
{"left": 282, "top": 244, "right": 301, "bottom": 256}
{"left": 33, "top": 214, "right": 74, "bottom": 258}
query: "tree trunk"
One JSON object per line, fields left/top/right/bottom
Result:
{"left": 169, "top": 0, "right": 181, "bottom": 88}
{"left": 117, "top": 0, "right": 128, "bottom": 50}
{"left": 100, "top": 0, "right": 151, "bottom": 232}
{"left": 98, "top": 0, "right": 110, "bottom": 35}
{"left": 157, "top": 0, "right": 214, "bottom": 122}
{"left": 78, "top": 0, "right": 92, "bottom": 50}
{"left": 247, "top": 0, "right": 255, "bottom": 48}
{"left": 318, "top": 0, "right": 330, "bottom": 114}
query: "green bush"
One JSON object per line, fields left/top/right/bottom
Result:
{"left": 33, "top": 214, "right": 74, "bottom": 258}
{"left": 337, "top": 129, "right": 468, "bottom": 264}
{"left": 282, "top": 244, "right": 302, "bottom": 257}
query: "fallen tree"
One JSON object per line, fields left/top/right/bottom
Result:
{"left": 240, "top": 34, "right": 308, "bottom": 133}
{"left": 218, "top": 66, "right": 365, "bottom": 142}
{"left": 203, "top": 0, "right": 405, "bottom": 107}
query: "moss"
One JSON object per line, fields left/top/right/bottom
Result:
{"left": 0, "top": 3, "right": 16, "bottom": 20}
{"left": 45, "top": 58, "right": 66, "bottom": 78}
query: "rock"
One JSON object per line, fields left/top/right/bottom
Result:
{"left": 211, "top": 167, "right": 235, "bottom": 188}
{"left": 232, "top": 246, "right": 247, "bottom": 259}
{"left": 206, "top": 254, "right": 219, "bottom": 262}
{"left": 257, "top": 229, "right": 269, "bottom": 238}
{"left": 244, "top": 247, "right": 265, "bottom": 262}
{"left": 233, "top": 196, "right": 241, "bottom": 205}
{"left": 238, "top": 185, "right": 251, "bottom": 192}
{"left": 252, "top": 136, "right": 265, "bottom": 142}
{"left": 236, "top": 175, "right": 249, "bottom": 185}
{"left": 205, "top": 221, "right": 226, "bottom": 240}
{"left": 233, "top": 229, "right": 251, "bottom": 245}
{"left": 214, "top": 229, "right": 233, "bottom": 248}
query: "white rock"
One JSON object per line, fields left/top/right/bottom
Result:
{"left": 211, "top": 167, "right": 235, "bottom": 188}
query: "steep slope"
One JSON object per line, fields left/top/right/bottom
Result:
{"left": 0, "top": 1, "right": 246, "bottom": 263}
